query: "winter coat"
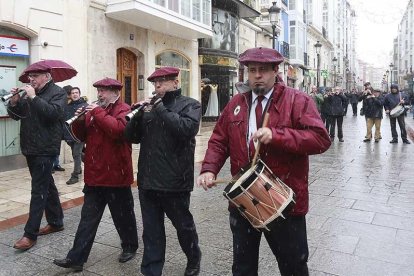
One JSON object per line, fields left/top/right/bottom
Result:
{"left": 326, "top": 94, "right": 347, "bottom": 116}
{"left": 124, "top": 89, "right": 201, "bottom": 192}
{"left": 360, "top": 94, "right": 384, "bottom": 119}
{"left": 347, "top": 93, "right": 359, "bottom": 104}
{"left": 71, "top": 99, "right": 133, "bottom": 187}
{"left": 310, "top": 93, "right": 324, "bottom": 112}
{"left": 200, "top": 83, "right": 331, "bottom": 216}
{"left": 7, "top": 81, "right": 66, "bottom": 156}
{"left": 63, "top": 98, "right": 88, "bottom": 141}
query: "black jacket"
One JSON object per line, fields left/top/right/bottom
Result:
{"left": 124, "top": 89, "right": 202, "bottom": 192}
{"left": 326, "top": 93, "right": 347, "bottom": 116}
{"left": 7, "top": 81, "right": 66, "bottom": 156}
{"left": 63, "top": 98, "right": 88, "bottom": 141}
{"left": 361, "top": 95, "right": 384, "bottom": 118}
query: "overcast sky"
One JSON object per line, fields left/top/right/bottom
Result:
{"left": 348, "top": 0, "right": 409, "bottom": 68}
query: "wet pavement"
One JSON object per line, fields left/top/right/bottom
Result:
{"left": 1, "top": 109, "right": 414, "bottom": 276}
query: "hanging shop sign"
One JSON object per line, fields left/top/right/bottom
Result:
{"left": 0, "top": 35, "right": 29, "bottom": 57}
{"left": 199, "top": 55, "right": 238, "bottom": 68}
{"left": 321, "top": 69, "right": 329, "bottom": 79}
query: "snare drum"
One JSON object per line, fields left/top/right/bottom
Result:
{"left": 390, "top": 105, "right": 405, "bottom": 118}
{"left": 223, "top": 160, "right": 295, "bottom": 231}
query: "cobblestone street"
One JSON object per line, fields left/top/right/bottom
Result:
{"left": 1, "top": 111, "right": 414, "bottom": 276}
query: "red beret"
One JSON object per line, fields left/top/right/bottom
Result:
{"left": 239, "top": 47, "right": 284, "bottom": 66}
{"left": 93, "top": 77, "right": 123, "bottom": 90}
{"left": 147, "top": 67, "right": 180, "bottom": 82}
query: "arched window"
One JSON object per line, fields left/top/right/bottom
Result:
{"left": 155, "top": 51, "right": 190, "bottom": 96}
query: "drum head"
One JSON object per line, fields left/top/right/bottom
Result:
{"left": 224, "top": 160, "right": 265, "bottom": 198}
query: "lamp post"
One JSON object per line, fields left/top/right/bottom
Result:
{"left": 386, "top": 69, "right": 389, "bottom": 92}
{"left": 332, "top": 56, "right": 337, "bottom": 86}
{"left": 314, "top": 40, "right": 322, "bottom": 88}
{"left": 345, "top": 68, "right": 349, "bottom": 91}
{"left": 389, "top": 63, "right": 394, "bottom": 84}
{"left": 268, "top": 1, "right": 281, "bottom": 50}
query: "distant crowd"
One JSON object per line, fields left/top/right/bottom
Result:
{"left": 309, "top": 82, "right": 413, "bottom": 144}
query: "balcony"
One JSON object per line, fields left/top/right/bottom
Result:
{"left": 105, "top": 0, "right": 212, "bottom": 40}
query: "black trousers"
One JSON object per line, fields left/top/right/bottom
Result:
{"left": 351, "top": 103, "right": 358, "bottom": 115}
{"left": 230, "top": 209, "right": 309, "bottom": 276}
{"left": 24, "top": 155, "right": 64, "bottom": 240}
{"left": 390, "top": 114, "right": 407, "bottom": 140}
{"left": 139, "top": 189, "right": 201, "bottom": 276}
{"left": 67, "top": 186, "right": 138, "bottom": 264}
{"left": 329, "top": 115, "right": 344, "bottom": 139}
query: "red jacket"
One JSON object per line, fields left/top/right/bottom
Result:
{"left": 201, "top": 83, "right": 331, "bottom": 215}
{"left": 72, "top": 99, "right": 133, "bottom": 187}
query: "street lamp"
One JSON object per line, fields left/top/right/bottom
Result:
{"left": 332, "top": 57, "right": 338, "bottom": 86}
{"left": 389, "top": 63, "right": 394, "bottom": 84}
{"left": 268, "top": 1, "right": 281, "bottom": 50}
{"left": 345, "top": 68, "right": 349, "bottom": 91}
{"left": 314, "top": 40, "right": 322, "bottom": 88}
{"left": 385, "top": 69, "right": 389, "bottom": 92}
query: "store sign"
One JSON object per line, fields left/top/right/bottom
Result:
{"left": 0, "top": 35, "right": 29, "bottom": 57}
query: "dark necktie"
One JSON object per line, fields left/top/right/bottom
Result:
{"left": 256, "top": 95, "right": 264, "bottom": 128}
{"left": 250, "top": 95, "right": 264, "bottom": 157}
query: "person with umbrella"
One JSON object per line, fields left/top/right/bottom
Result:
{"left": 7, "top": 60, "right": 74, "bottom": 250}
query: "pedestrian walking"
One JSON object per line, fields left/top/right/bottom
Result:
{"left": 53, "top": 78, "right": 139, "bottom": 272}
{"left": 197, "top": 47, "right": 331, "bottom": 276}
{"left": 8, "top": 69, "right": 66, "bottom": 250}
{"left": 347, "top": 88, "right": 359, "bottom": 116}
{"left": 384, "top": 84, "right": 411, "bottom": 144}
{"left": 124, "top": 67, "right": 202, "bottom": 276}
{"left": 63, "top": 87, "right": 88, "bottom": 184}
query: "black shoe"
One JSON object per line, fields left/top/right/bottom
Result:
{"left": 53, "top": 165, "right": 65, "bottom": 172}
{"left": 375, "top": 139, "right": 379, "bottom": 143}
{"left": 66, "top": 176, "right": 79, "bottom": 185}
{"left": 118, "top": 251, "right": 136, "bottom": 263}
{"left": 185, "top": 253, "right": 201, "bottom": 276}
{"left": 403, "top": 139, "right": 411, "bottom": 144}
{"left": 389, "top": 139, "right": 398, "bottom": 144}
{"left": 53, "top": 258, "right": 83, "bottom": 271}
{"left": 363, "top": 138, "right": 371, "bottom": 142}
{"left": 339, "top": 138, "right": 344, "bottom": 142}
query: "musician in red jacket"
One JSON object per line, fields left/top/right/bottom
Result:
{"left": 53, "top": 78, "right": 138, "bottom": 272}
{"left": 197, "top": 47, "right": 331, "bottom": 276}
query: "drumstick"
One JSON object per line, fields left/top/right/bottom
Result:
{"left": 212, "top": 179, "right": 230, "bottom": 184}
{"left": 251, "top": 112, "right": 270, "bottom": 167}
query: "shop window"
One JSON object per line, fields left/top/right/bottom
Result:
{"left": 155, "top": 51, "right": 191, "bottom": 96}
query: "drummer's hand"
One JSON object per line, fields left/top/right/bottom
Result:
{"left": 385, "top": 110, "right": 390, "bottom": 114}
{"left": 252, "top": 127, "right": 272, "bottom": 144}
{"left": 400, "top": 99, "right": 405, "bottom": 104}
{"left": 197, "top": 172, "right": 216, "bottom": 191}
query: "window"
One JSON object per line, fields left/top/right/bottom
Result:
{"left": 155, "top": 51, "right": 191, "bottom": 96}
{"left": 181, "top": 0, "right": 191, "bottom": 17}
{"left": 168, "top": 0, "right": 179, "bottom": 12}
{"left": 153, "top": 0, "right": 166, "bottom": 7}
{"left": 289, "top": 0, "right": 295, "bottom": 10}
{"left": 193, "top": 0, "right": 201, "bottom": 21}
{"left": 202, "top": 0, "right": 211, "bottom": 25}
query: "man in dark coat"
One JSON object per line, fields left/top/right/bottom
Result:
{"left": 361, "top": 89, "right": 384, "bottom": 142}
{"left": 53, "top": 78, "right": 139, "bottom": 272}
{"left": 347, "top": 88, "right": 359, "bottom": 116}
{"left": 124, "top": 67, "right": 202, "bottom": 276}
{"left": 384, "top": 84, "right": 411, "bottom": 144}
{"left": 197, "top": 47, "right": 331, "bottom": 276}
{"left": 8, "top": 70, "right": 66, "bottom": 250}
{"left": 326, "top": 87, "right": 348, "bottom": 142}
{"left": 63, "top": 87, "right": 88, "bottom": 184}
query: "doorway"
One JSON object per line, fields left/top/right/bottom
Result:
{"left": 117, "top": 48, "right": 137, "bottom": 105}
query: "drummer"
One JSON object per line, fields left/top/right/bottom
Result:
{"left": 384, "top": 83, "right": 411, "bottom": 144}
{"left": 197, "top": 47, "right": 331, "bottom": 276}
